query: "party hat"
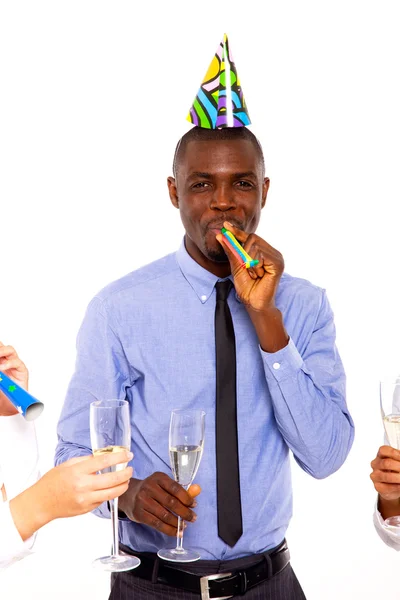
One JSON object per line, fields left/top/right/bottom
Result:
{"left": 187, "top": 34, "right": 251, "bottom": 129}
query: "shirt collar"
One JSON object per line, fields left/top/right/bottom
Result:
{"left": 176, "top": 239, "right": 235, "bottom": 304}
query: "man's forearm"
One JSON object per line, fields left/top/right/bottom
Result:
{"left": 260, "top": 339, "right": 353, "bottom": 479}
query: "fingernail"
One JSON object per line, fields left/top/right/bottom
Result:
{"left": 191, "top": 514, "right": 197, "bottom": 522}
{"left": 191, "top": 501, "right": 198, "bottom": 508}
{"left": 1, "top": 362, "right": 9, "bottom": 370}
{"left": 127, "top": 451, "right": 134, "bottom": 460}
{"left": 225, "top": 221, "right": 234, "bottom": 227}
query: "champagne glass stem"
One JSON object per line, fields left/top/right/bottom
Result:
{"left": 111, "top": 497, "right": 119, "bottom": 557}
{"left": 175, "top": 516, "right": 184, "bottom": 552}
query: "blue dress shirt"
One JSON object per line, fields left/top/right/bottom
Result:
{"left": 56, "top": 240, "right": 354, "bottom": 560}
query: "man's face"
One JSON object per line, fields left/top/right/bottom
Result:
{"left": 168, "top": 139, "right": 269, "bottom": 267}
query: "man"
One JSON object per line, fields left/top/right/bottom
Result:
{"left": 55, "top": 121, "right": 354, "bottom": 598}
{"left": 0, "top": 342, "right": 133, "bottom": 568}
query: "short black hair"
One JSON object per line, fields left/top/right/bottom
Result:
{"left": 172, "top": 127, "right": 265, "bottom": 177}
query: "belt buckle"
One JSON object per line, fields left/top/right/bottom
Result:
{"left": 200, "top": 572, "right": 233, "bottom": 600}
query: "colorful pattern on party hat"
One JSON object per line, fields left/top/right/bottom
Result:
{"left": 187, "top": 34, "right": 251, "bottom": 129}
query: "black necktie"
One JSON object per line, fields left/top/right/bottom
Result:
{"left": 215, "top": 280, "right": 243, "bottom": 547}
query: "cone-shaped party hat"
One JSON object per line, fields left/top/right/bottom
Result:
{"left": 187, "top": 34, "right": 251, "bottom": 129}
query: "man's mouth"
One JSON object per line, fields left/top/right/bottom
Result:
{"left": 205, "top": 220, "right": 243, "bottom": 234}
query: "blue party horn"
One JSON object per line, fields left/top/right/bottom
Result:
{"left": 0, "top": 371, "right": 44, "bottom": 421}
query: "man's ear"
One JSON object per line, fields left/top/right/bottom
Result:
{"left": 261, "top": 177, "right": 270, "bottom": 209}
{"left": 167, "top": 176, "right": 179, "bottom": 208}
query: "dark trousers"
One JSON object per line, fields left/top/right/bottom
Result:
{"left": 109, "top": 551, "right": 307, "bottom": 600}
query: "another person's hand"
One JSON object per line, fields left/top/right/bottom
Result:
{"left": 371, "top": 445, "right": 400, "bottom": 519}
{"left": 9, "top": 450, "right": 133, "bottom": 541}
{"left": 118, "top": 472, "right": 201, "bottom": 536}
{"left": 0, "top": 342, "right": 29, "bottom": 416}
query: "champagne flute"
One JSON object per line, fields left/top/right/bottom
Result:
{"left": 380, "top": 379, "right": 400, "bottom": 530}
{"left": 90, "top": 399, "right": 141, "bottom": 571}
{"left": 157, "top": 409, "right": 205, "bottom": 562}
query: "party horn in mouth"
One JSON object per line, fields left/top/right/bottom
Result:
{"left": 221, "top": 228, "right": 259, "bottom": 269}
{"left": 0, "top": 371, "right": 44, "bottom": 421}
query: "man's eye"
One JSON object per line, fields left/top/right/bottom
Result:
{"left": 237, "top": 181, "right": 253, "bottom": 188}
{"left": 192, "top": 182, "right": 210, "bottom": 189}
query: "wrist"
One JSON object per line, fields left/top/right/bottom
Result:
{"left": 9, "top": 484, "right": 52, "bottom": 542}
{"left": 248, "top": 306, "right": 289, "bottom": 353}
{"left": 378, "top": 495, "right": 400, "bottom": 520}
{"left": 118, "top": 477, "right": 139, "bottom": 517}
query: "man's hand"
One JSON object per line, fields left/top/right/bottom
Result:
{"left": 0, "top": 342, "right": 29, "bottom": 416}
{"left": 118, "top": 472, "right": 201, "bottom": 537}
{"left": 9, "top": 450, "right": 133, "bottom": 541}
{"left": 216, "top": 222, "right": 289, "bottom": 353}
{"left": 216, "top": 221, "right": 284, "bottom": 311}
{"left": 371, "top": 446, "right": 400, "bottom": 519}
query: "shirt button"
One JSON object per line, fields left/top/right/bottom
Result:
{"left": 201, "top": 295, "right": 207, "bottom": 302}
{"left": 273, "top": 362, "right": 280, "bottom": 370}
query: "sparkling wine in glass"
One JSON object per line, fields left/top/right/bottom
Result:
{"left": 90, "top": 399, "right": 141, "bottom": 571}
{"left": 157, "top": 409, "right": 205, "bottom": 562}
{"left": 380, "top": 379, "right": 400, "bottom": 530}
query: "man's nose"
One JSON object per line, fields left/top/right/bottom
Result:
{"left": 210, "top": 186, "right": 236, "bottom": 210}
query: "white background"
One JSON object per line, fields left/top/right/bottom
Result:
{"left": 1, "top": 1, "right": 400, "bottom": 598}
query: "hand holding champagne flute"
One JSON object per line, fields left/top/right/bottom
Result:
{"left": 90, "top": 399, "right": 141, "bottom": 571}
{"left": 158, "top": 409, "right": 205, "bottom": 562}
{"left": 371, "top": 380, "right": 400, "bottom": 530}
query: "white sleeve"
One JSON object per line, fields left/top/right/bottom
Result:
{"left": 0, "top": 501, "right": 36, "bottom": 568}
{"left": 0, "top": 414, "right": 40, "bottom": 499}
{"left": 0, "top": 414, "right": 40, "bottom": 568}
{"left": 373, "top": 497, "right": 400, "bottom": 550}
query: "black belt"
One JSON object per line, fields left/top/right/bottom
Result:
{"left": 120, "top": 540, "right": 290, "bottom": 599}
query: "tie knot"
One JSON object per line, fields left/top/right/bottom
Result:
{"left": 216, "top": 280, "right": 233, "bottom": 302}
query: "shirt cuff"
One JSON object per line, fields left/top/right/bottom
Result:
{"left": 0, "top": 501, "right": 36, "bottom": 568}
{"left": 373, "top": 497, "right": 400, "bottom": 550}
{"left": 260, "top": 337, "right": 304, "bottom": 383}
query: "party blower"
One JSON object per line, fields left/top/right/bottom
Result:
{"left": 0, "top": 371, "right": 44, "bottom": 421}
{"left": 221, "top": 228, "right": 259, "bottom": 269}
